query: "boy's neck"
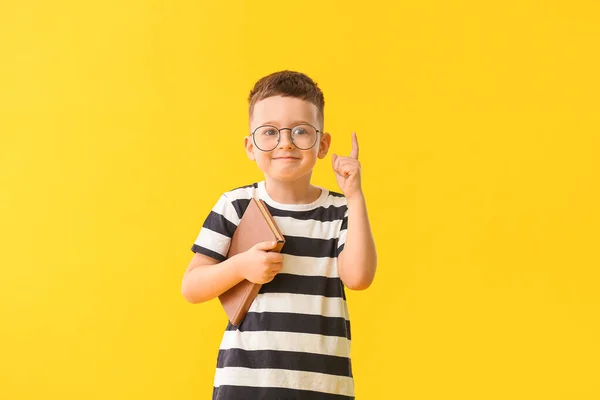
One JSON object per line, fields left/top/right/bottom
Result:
{"left": 263, "top": 176, "right": 322, "bottom": 205}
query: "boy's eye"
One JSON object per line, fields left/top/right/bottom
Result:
{"left": 263, "top": 128, "right": 278, "bottom": 136}
{"left": 292, "top": 127, "right": 307, "bottom": 135}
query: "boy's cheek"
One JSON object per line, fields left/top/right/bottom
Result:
{"left": 254, "top": 157, "right": 270, "bottom": 171}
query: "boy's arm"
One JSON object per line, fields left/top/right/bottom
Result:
{"left": 183, "top": 193, "right": 248, "bottom": 303}
{"left": 338, "top": 194, "right": 377, "bottom": 290}
{"left": 181, "top": 253, "right": 245, "bottom": 304}
{"left": 331, "top": 132, "right": 377, "bottom": 290}
{"left": 182, "top": 241, "right": 283, "bottom": 304}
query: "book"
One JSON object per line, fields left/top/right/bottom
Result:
{"left": 218, "top": 198, "right": 285, "bottom": 326}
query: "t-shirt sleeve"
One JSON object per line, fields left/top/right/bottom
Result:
{"left": 190, "top": 194, "right": 240, "bottom": 262}
{"left": 336, "top": 207, "right": 349, "bottom": 257}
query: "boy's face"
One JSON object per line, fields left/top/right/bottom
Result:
{"left": 245, "top": 96, "right": 331, "bottom": 182}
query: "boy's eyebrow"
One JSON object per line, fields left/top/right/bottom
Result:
{"left": 260, "top": 120, "right": 313, "bottom": 127}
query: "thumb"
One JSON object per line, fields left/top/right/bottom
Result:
{"left": 254, "top": 240, "right": 278, "bottom": 251}
{"left": 331, "top": 154, "right": 338, "bottom": 168}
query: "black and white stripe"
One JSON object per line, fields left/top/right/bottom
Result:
{"left": 219, "top": 330, "right": 351, "bottom": 357}
{"left": 250, "top": 293, "right": 350, "bottom": 320}
{"left": 212, "top": 384, "right": 355, "bottom": 400}
{"left": 217, "top": 349, "right": 352, "bottom": 377}
{"left": 226, "top": 312, "right": 351, "bottom": 339}
{"left": 213, "top": 369, "right": 355, "bottom": 399}
{"left": 192, "top": 181, "right": 354, "bottom": 398}
{"left": 259, "top": 273, "right": 346, "bottom": 299}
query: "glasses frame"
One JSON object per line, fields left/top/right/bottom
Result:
{"left": 250, "top": 123, "right": 322, "bottom": 151}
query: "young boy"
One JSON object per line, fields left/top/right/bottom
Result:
{"left": 182, "top": 71, "right": 377, "bottom": 399}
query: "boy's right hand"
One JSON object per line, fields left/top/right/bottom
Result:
{"left": 237, "top": 241, "right": 283, "bottom": 284}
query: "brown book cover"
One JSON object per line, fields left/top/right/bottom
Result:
{"left": 218, "top": 198, "right": 285, "bottom": 326}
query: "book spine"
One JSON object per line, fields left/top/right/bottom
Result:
{"left": 232, "top": 283, "right": 262, "bottom": 326}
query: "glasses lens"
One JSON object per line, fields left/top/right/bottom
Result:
{"left": 254, "top": 126, "right": 279, "bottom": 151}
{"left": 291, "top": 125, "right": 318, "bottom": 149}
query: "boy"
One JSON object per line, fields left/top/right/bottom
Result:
{"left": 182, "top": 71, "right": 377, "bottom": 399}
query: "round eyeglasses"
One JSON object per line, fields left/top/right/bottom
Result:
{"left": 251, "top": 124, "right": 321, "bottom": 152}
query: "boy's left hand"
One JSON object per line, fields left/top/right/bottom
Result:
{"left": 332, "top": 132, "right": 362, "bottom": 200}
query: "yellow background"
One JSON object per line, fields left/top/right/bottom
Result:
{"left": 1, "top": 0, "right": 599, "bottom": 398}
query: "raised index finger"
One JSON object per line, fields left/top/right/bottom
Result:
{"left": 350, "top": 132, "right": 359, "bottom": 159}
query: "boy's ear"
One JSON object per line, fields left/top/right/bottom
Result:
{"left": 244, "top": 136, "right": 256, "bottom": 161}
{"left": 317, "top": 132, "right": 331, "bottom": 159}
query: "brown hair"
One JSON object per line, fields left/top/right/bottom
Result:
{"left": 248, "top": 70, "right": 325, "bottom": 128}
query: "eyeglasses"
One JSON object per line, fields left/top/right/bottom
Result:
{"left": 251, "top": 123, "right": 321, "bottom": 152}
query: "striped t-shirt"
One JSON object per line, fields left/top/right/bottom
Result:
{"left": 191, "top": 181, "right": 353, "bottom": 400}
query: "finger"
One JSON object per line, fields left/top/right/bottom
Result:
{"left": 337, "top": 162, "right": 359, "bottom": 176}
{"left": 268, "top": 269, "right": 279, "bottom": 278}
{"left": 335, "top": 158, "right": 360, "bottom": 172}
{"left": 270, "top": 262, "right": 283, "bottom": 272}
{"left": 350, "top": 132, "right": 359, "bottom": 160}
{"left": 254, "top": 241, "right": 278, "bottom": 251}
{"left": 335, "top": 165, "right": 356, "bottom": 179}
{"left": 333, "top": 154, "right": 347, "bottom": 173}
{"left": 335, "top": 158, "right": 359, "bottom": 168}
{"left": 266, "top": 253, "right": 284, "bottom": 263}
{"left": 267, "top": 261, "right": 283, "bottom": 271}
{"left": 332, "top": 154, "right": 340, "bottom": 172}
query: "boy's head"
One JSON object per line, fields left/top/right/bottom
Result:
{"left": 248, "top": 70, "right": 325, "bottom": 129}
{"left": 245, "top": 71, "right": 331, "bottom": 183}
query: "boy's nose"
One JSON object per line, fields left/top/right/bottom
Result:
{"left": 278, "top": 131, "right": 294, "bottom": 149}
